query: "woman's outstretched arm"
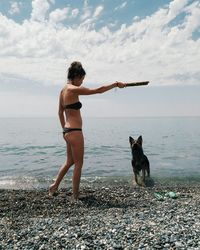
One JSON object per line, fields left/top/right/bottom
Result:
{"left": 69, "top": 82, "right": 125, "bottom": 95}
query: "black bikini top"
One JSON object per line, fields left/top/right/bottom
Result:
{"left": 64, "top": 101, "right": 82, "bottom": 110}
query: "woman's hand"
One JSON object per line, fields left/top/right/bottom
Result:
{"left": 116, "top": 81, "right": 126, "bottom": 88}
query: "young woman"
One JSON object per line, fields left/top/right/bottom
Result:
{"left": 49, "top": 61, "right": 126, "bottom": 200}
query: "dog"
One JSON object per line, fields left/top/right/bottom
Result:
{"left": 129, "top": 135, "right": 150, "bottom": 187}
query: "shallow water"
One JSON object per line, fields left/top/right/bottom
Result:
{"left": 0, "top": 117, "right": 200, "bottom": 189}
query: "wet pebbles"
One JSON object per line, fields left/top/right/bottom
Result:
{"left": 0, "top": 181, "right": 200, "bottom": 249}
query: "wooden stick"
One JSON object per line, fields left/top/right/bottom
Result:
{"left": 125, "top": 81, "right": 149, "bottom": 87}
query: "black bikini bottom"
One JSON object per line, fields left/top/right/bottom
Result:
{"left": 63, "top": 128, "right": 82, "bottom": 135}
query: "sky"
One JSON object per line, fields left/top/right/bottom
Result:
{"left": 0, "top": 0, "right": 200, "bottom": 117}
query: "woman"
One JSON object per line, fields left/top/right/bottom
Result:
{"left": 49, "top": 61, "right": 126, "bottom": 200}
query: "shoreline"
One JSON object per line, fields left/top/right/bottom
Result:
{"left": 1, "top": 175, "right": 200, "bottom": 190}
{"left": 1, "top": 181, "right": 200, "bottom": 249}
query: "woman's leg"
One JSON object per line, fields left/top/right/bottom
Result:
{"left": 49, "top": 140, "right": 74, "bottom": 195}
{"left": 65, "top": 131, "right": 84, "bottom": 200}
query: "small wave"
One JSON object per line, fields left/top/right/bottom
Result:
{"left": 23, "top": 145, "right": 57, "bottom": 150}
{"left": 1, "top": 145, "right": 57, "bottom": 153}
{"left": 0, "top": 146, "right": 19, "bottom": 152}
{"left": 0, "top": 176, "right": 41, "bottom": 190}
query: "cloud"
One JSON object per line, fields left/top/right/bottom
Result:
{"left": 93, "top": 5, "right": 103, "bottom": 18}
{"left": 0, "top": 0, "right": 200, "bottom": 89}
{"left": 114, "top": 2, "right": 127, "bottom": 11}
{"left": 167, "top": 0, "right": 188, "bottom": 19}
{"left": 31, "top": 0, "right": 51, "bottom": 22}
{"left": 49, "top": 8, "right": 69, "bottom": 23}
{"left": 71, "top": 8, "right": 79, "bottom": 18}
{"left": 80, "top": 5, "right": 104, "bottom": 28}
{"left": 80, "top": 0, "right": 91, "bottom": 21}
{"left": 80, "top": 1, "right": 103, "bottom": 24}
{"left": 9, "top": 1, "right": 21, "bottom": 15}
{"left": 0, "top": 57, "right": 66, "bottom": 86}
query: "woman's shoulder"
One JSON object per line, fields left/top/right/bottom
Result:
{"left": 65, "top": 84, "right": 82, "bottom": 95}
{"left": 61, "top": 85, "right": 69, "bottom": 93}
{"left": 60, "top": 85, "right": 78, "bottom": 99}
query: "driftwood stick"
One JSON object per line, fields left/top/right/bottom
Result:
{"left": 125, "top": 81, "right": 149, "bottom": 87}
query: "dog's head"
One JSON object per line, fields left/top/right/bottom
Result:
{"left": 129, "top": 135, "right": 143, "bottom": 156}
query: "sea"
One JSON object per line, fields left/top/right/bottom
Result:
{"left": 0, "top": 117, "right": 200, "bottom": 189}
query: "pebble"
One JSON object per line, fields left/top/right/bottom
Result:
{"left": 113, "top": 244, "right": 123, "bottom": 249}
{"left": 175, "top": 241, "right": 183, "bottom": 247}
{"left": 164, "top": 243, "right": 170, "bottom": 248}
{"left": 0, "top": 183, "right": 200, "bottom": 249}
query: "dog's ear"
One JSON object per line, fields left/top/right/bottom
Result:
{"left": 137, "top": 135, "right": 143, "bottom": 145}
{"left": 129, "top": 136, "right": 134, "bottom": 145}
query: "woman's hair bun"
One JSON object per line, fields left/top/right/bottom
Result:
{"left": 71, "top": 61, "right": 82, "bottom": 68}
{"left": 67, "top": 61, "right": 86, "bottom": 80}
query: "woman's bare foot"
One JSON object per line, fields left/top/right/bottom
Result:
{"left": 48, "top": 183, "right": 58, "bottom": 196}
{"left": 70, "top": 196, "right": 83, "bottom": 205}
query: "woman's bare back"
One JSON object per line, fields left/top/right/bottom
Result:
{"left": 60, "top": 85, "right": 82, "bottom": 129}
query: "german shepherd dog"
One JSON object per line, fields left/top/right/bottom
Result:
{"left": 129, "top": 136, "right": 150, "bottom": 186}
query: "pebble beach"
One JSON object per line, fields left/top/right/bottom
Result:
{"left": 1, "top": 179, "right": 200, "bottom": 250}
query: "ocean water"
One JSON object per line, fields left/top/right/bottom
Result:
{"left": 0, "top": 117, "right": 200, "bottom": 189}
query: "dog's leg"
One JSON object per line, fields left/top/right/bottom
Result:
{"left": 147, "top": 164, "right": 150, "bottom": 177}
{"left": 132, "top": 162, "right": 139, "bottom": 187}
{"left": 133, "top": 172, "right": 139, "bottom": 186}
{"left": 141, "top": 169, "right": 146, "bottom": 187}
